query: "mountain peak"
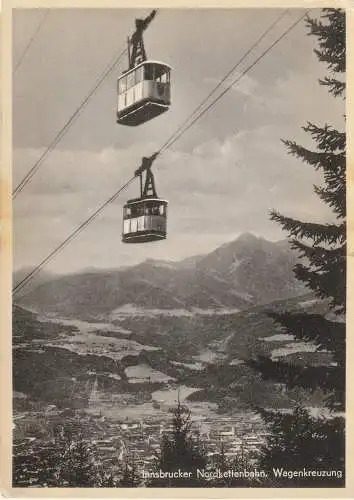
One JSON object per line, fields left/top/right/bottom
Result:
{"left": 236, "top": 232, "right": 259, "bottom": 243}
{"left": 16, "top": 233, "right": 307, "bottom": 317}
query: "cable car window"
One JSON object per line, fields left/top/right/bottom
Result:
{"left": 159, "top": 204, "right": 165, "bottom": 216}
{"left": 154, "top": 67, "right": 161, "bottom": 82}
{"left": 130, "top": 206, "right": 137, "bottom": 218}
{"left": 160, "top": 70, "right": 169, "bottom": 84}
{"left": 127, "top": 72, "right": 135, "bottom": 89}
{"left": 118, "top": 76, "right": 127, "bottom": 94}
{"left": 153, "top": 64, "right": 165, "bottom": 80}
{"left": 135, "top": 66, "right": 143, "bottom": 84}
{"left": 144, "top": 64, "right": 154, "bottom": 81}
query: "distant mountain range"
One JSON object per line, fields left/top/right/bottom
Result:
{"left": 14, "top": 233, "right": 308, "bottom": 319}
{"left": 13, "top": 267, "right": 54, "bottom": 290}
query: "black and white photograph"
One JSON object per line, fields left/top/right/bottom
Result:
{"left": 3, "top": 3, "right": 350, "bottom": 492}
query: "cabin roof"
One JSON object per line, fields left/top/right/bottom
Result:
{"left": 119, "top": 60, "right": 172, "bottom": 77}
{"left": 124, "top": 197, "right": 168, "bottom": 205}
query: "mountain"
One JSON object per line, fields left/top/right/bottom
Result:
{"left": 13, "top": 268, "right": 56, "bottom": 298}
{"left": 194, "top": 233, "right": 304, "bottom": 303}
{"left": 15, "top": 233, "right": 307, "bottom": 319}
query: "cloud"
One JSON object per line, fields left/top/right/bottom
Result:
{"left": 12, "top": 8, "right": 344, "bottom": 273}
{"left": 13, "top": 123, "right": 335, "bottom": 273}
{"left": 261, "top": 69, "right": 345, "bottom": 132}
{"left": 203, "top": 72, "right": 259, "bottom": 98}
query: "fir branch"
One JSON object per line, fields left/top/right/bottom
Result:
{"left": 306, "top": 9, "right": 345, "bottom": 73}
{"left": 313, "top": 183, "right": 345, "bottom": 219}
{"left": 289, "top": 240, "right": 346, "bottom": 268}
{"left": 270, "top": 211, "right": 345, "bottom": 246}
{"left": 319, "top": 77, "right": 346, "bottom": 98}
{"left": 267, "top": 312, "right": 345, "bottom": 364}
{"left": 257, "top": 406, "right": 345, "bottom": 478}
{"left": 282, "top": 139, "right": 345, "bottom": 178}
{"left": 246, "top": 356, "right": 345, "bottom": 407}
{"left": 293, "top": 262, "right": 345, "bottom": 312}
{"left": 303, "top": 122, "right": 345, "bottom": 152}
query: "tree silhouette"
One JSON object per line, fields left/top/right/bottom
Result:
{"left": 118, "top": 454, "right": 142, "bottom": 487}
{"left": 209, "top": 441, "right": 255, "bottom": 487}
{"left": 147, "top": 398, "right": 207, "bottom": 487}
{"left": 247, "top": 8, "right": 346, "bottom": 487}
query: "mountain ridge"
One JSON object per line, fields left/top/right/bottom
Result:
{"left": 15, "top": 233, "right": 307, "bottom": 319}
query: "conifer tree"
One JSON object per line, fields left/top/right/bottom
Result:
{"left": 147, "top": 399, "right": 207, "bottom": 487}
{"left": 247, "top": 8, "right": 346, "bottom": 487}
{"left": 118, "top": 454, "right": 142, "bottom": 487}
{"left": 14, "top": 425, "right": 105, "bottom": 487}
{"left": 52, "top": 427, "right": 100, "bottom": 487}
{"left": 210, "top": 441, "right": 254, "bottom": 487}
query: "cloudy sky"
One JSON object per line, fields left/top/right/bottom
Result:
{"left": 13, "top": 8, "right": 345, "bottom": 273}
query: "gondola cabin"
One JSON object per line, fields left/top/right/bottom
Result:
{"left": 122, "top": 197, "right": 168, "bottom": 243}
{"left": 117, "top": 61, "right": 171, "bottom": 127}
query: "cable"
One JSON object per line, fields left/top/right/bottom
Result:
{"left": 13, "top": 8, "right": 159, "bottom": 198}
{"left": 13, "top": 176, "right": 135, "bottom": 295}
{"left": 13, "top": 10, "right": 309, "bottom": 295}
{"left": 158, "top": 9, "right": 310, "bottom": 155}
{"left": 157, "top": 8, "right": 290, "bottom": 155}
{"left": 13, "top": 9, "right": 50, "bottom": 74}
{"left": 13, "top": 10, "right": 162, "bottom": 295}
{"left": 13, "top": 46, "right": 127, "bottom": 198}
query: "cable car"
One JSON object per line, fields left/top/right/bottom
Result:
{"left": 122, "top": 155, "right": 168, "bottom": 244}
{"left": 122, "top": 197, "right": 168, "bottom": 243}
{"left": 117, "top": 10, "right": 171, "bottom": 127}
{"left": 117, "top": 61, "right": 171, "bottom": 127}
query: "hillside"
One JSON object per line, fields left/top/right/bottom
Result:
{"left": 13, "top": 291, "right": 331, "bottom": 414}
{"left": 15, "top": 233, "right": 307, "bottom": 319}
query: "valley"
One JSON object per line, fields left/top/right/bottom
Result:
{"left": 12, "top": 234, "right": 334, "bottom": 485}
